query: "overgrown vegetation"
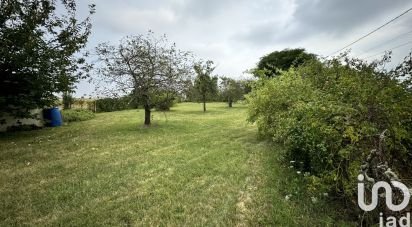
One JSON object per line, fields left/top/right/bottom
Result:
{"left": 61, "top": 109, "right": 95, "bottom": 122}
{"left": 247, "top": 53, "right": 412, "bottom": 223}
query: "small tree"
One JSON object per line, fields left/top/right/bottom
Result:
{"left": 193, "top": 60, "right": 218, "bottom": 112}
{"left": 220, "top": 77, "right": 243, "bottom": 107}
{"left": 96, "top": 31, "right": 192, "bottom": 125}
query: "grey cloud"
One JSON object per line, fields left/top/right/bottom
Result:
{"left": 235, "top": 0, "right": 411, "bottom": 45}
{"left": 293, "top": 0, "right": 409, "bottom": 36}
{"left": 175, "top": 0, "right": 243, "bottom": 19}
{"left": 74, "top": 0, "right": 412, "bottom": 96}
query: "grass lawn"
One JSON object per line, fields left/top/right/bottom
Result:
{"left": 0, "top": 102, "right": 355, "bottom": 226}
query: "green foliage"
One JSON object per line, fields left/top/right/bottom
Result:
{"left": 220, "top": 77, "right": 244, "bottom": 107}
{"left": 152, "top": 92, "right": 175, "bottom": 111}
{"left": 239, "top": 79, "right": 254, "bottom": 94}
{"left": 61, "top": 109, "right": 95, "bottom": 122}
{"left": 180, "top": 80, "right": 197, "bottom": 102}
{"left": 247, "top": 54, "right": 412, "bottom": 216}
{"left": 96, "top": 31, "right": 193, "bottom": 125}
{"left": 256, "top": 48, "right": 316, "bottom": 77}
{"left": 193, "top": 60, "right": 218, "bottom": 111}
{"left": 95, "top": 97, "right": 134, "bottom": 113}
{"left": 0, "top": 0, "right": 95, "bottom": 118}
{"left": 62, "top": 92, "right": 74, "bottom": 110}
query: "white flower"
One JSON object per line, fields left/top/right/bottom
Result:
{"left": 296, "top": 171, "right": 302, "bottom": 175}
{"left": 285, "top": 194, "right": 292, "bottom": 201}
{"left": 290, "top": 160, "right": 296, "bottom": 163}
{"left": 289, "top": 166, "right": 294, "bottom": 169}
{"left": 311, "top": 196, "right": 318, "bottom": 203}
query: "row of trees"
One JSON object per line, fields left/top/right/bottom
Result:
{"left": 95, "top": 32, "right": 252, "bottom": 124}
{"left": 189, "top": 60, "right": 250, "bottom": 110}
{"left": 0, "top": 0, "right": 248, "bottom": 126}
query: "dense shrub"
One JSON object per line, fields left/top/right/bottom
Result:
{"left": 62, "top": 109, "right": 95, "bottom": 122}
{"left": 247, "top": 54, "right": 412, "bottom": 220}
{"left": 154, "top": 96, "right": 175, "bottom": 111}
{"left": 95, "top": 97, "right": 135, "bottom": 112}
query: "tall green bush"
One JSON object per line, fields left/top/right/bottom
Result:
{"left": 247, "top": 54, "right": 412, "bottom": 220}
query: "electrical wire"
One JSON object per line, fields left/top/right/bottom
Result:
{"left": 356, "top": 29, "right": 412, "bottom": 58}
{"left": 327, "top": 6, "right": 412, "bottom": 57}
{"left": 363, "top": 40, "right": 412, "bottom": 60}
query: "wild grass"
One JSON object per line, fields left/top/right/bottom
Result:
{"left": 61, "top": 109, "right": 95, "bottom": 123}
{"left": 0, "top": 102, "right": 355, "bottom": 226}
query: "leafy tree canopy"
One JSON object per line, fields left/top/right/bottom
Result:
{"left": 193, "top": 60, "right": 218, "bottom": 112}
{"left": 220, "top": 77, "right": 243, "bottom": 107}
{"left": 0, "top": 0, "right": 95, "bottom": 118}
{"left": 96, "top": 31, "right": 193, "bottom": 125}
{"left": 256, "top": 48, "right": 316, "bottom": 77}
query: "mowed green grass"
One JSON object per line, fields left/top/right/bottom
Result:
{"left": 0, "top": 103, "right": 354, "bottom": 226}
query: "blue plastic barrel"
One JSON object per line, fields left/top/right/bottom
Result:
{"left": 43, "top": 107, "right": 62, "bottom": 127}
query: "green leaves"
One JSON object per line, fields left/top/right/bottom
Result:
{"left": 219, "top": 77, "right": 243, "bottom": 107}
{"left": 193, "top": 60, "right": 218, "bottom": 110}
{"left": 0, "top": 0, "right": 95, "bottom": 118}
{"left": 247, "top": 53, "right": 412, "bottom": 208}
{"left": 256, "top": 48, "right": 317, "bottom": 77}
{"left": 95, "top": 32, "right": 193, "bottom": 124}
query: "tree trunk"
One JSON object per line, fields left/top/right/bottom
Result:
{"left": 202, "top": 94, "right": 206, "bottom": 112}
{"left": 144, "top": 105, "right": 151, "bottom": 125}
{"left": 228, "top": 99, "right": 233, "bottom": 108}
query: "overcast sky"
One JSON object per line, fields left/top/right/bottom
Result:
{"left": 74, "top": 0, "right": 412, "bottom": 97}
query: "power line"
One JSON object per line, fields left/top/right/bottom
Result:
{"left": 363, "top": 40, "right": 412, "bottom": 60}
{"left": 356, "top": 29, "right": 412, "bottom": 58}
{"left": 327, "top": 6, "right": 412, "bottom": 57}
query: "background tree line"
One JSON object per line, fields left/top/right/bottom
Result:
{"left": 0, "top": 0, "right": 251, "bottom": 126}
